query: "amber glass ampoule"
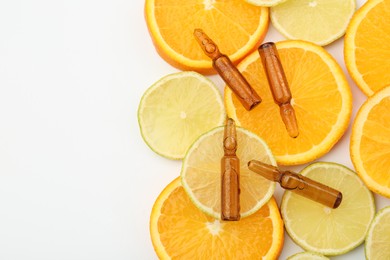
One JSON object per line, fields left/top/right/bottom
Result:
{"left": 248, "top": 160, "right": 342, "bottom": 208}
{"left": 258, "top": 42, "right": 299, "bottom": 138}
{"left": 221, "top": 118, "right": 240, "bottom": 220}
{"left": 194, "top": 29, "right": 261, "bottom": 111}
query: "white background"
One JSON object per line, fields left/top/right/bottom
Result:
{"left": 0, "top": 0, "right": 388, "bottom": 259}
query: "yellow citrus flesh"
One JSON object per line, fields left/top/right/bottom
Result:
{"left": 138, "top": 71, "right": 225, "bottom": 159}
{"left": 181, "top": 126, "right": 276, "bottom": 219}
{"left": 287, "top": 251, "right": 329, "bottom": 260}
{"left": 365, "top": 206, "right": 390, "bottom": 260}
{"left": 345, "top": 0, "right": 390, "bottom": 96}
{"left": 150, "top": 178, "right": 284, "bottom": 259}
{"left": 145, "top": 0, "right": 269, "bottom": 74}
{"left": 350, "top": 86, "right": 390, "bottom": 198}
{"left": 246, "top": 0, "right": 288, "bottom": 7}
{"left": 225, "top": 40, "right": 352, "bottom": 165}
{"left": 271, "top": 0, "right": 356, "bottom": 46}
{"left": 281, "top": 162, "right": 375, "bottom": 255}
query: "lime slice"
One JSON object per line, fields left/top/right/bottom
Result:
{"left": 181, "top": 126, "right": 276, "bottom": 219}
{"left": 271, "top": 0, "right": 356, "bottom": 46}
{"left": 281, "top": 162, "right": 375, "bottom": 255}
{"left": 365, "top": 206, "right": 390, "bottom": 259}
{"left": 138, "top": 71, "right": 225, "bottom": 159}
{"left": 287, "top": 252, "right": 329, "bottom": 260}
{"left": 245, "top": 0, "right": 288, "bottom": 7}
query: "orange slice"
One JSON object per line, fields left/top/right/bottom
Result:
{"left": 144, "top": 0, "right": 269, "bottom": 74}
{"left": 150, "top": 178, "right": 284, "bottom": 259}
{"left": 350, "top": 86, "right": 390, "bottom": 198}
{"left": 344, "top": 0, "right": 390, "bottom": 96}
{"left": 225, "top": 40, "right": 352, "bottom": 165}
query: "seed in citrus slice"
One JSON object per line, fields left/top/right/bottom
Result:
{"left": 225, "top": 40, "right": 352, "bottom": 165}
{"left": 150, "top": 178, "right": 284, "bottom": 259}
{"left": 344, "top": 0, "right": 390, "bottom": 96}
{"left": 144, "top": 0, "right": 269, "bottom": 74}
{"left": 287, "top": 251, "right": 329, "bottom": 260}
{"left": 138, "top": 71, "right": 225, "bottom": 160}
{"left": 365, "top": 206, "right": 390, "bottom": 260}
{"left": 181, "top": 125, "right": 276, "bottom": 219}
{"left": 281, "top": 162, "right": 375, "bottom": 255}
{"left": 245, "top": 0, "right": 288, "bottom": 7}
{"left": 350, "top": 86, "right": 390, "bottom": 198}
{"left": 270, "top": 0, "right": 356, "bottom": 46}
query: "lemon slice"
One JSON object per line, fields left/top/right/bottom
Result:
{"left": 365, "top": 206, "right": 390, "bottom": 260}
{"left": 281, "top": 162, "right": 375, "bottom": 255}
{"left": 287, "top": 252, "right": 329, "bottom": 260}
{"left": 246, "top": 0, "right": 288, "bottom": 7}
{"left": 138, "top": 71, "right": 225, "bottom": 159}
{"left": 271, "top": 0, "right": 356, "bottom": 46}
{"left": 181, "top": 126, "right": 276, "bottom": 219}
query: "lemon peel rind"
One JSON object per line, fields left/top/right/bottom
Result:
{"left": 225, "top": 40, "right": 352, "bottom": 165}
{"left": 281, "top": 162, "right": 375, "bottom": 255}
{"left": 344, "top": 0, "right": 383, "bottom": 96}
{"left": 350, "top": 86, "right": 390, "bottom": 197}
{"left": 181, "top": 126, "right": 276, "bottom": 219}
{"left": 138, "top": 71, "right": 225, "bottom": 160}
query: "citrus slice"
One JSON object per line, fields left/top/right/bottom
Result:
{"left": 245, "top": 0, "right": 288, "bottom": 7}
{"left": 225, "top": 40, "right": 352, "bottom": 165}
{"left": 365, "top": 206, "right": 390, "bottom": 260}
{"left": 344, "top": 0, "right": 390, "bottom": 96}
{"left": 181, "top": 125, "right": 276, "bottom": 218}
{"left": 138, "top": 71, "right": 225, "bottom": 159}
{"left": 145, "top": 0, "right": 269, "bottom": 74}
{"left": 281, "top": 162, "right": 375, "bottom": 255}
{"left": 287, "top": 252, "right": 329, "bottom": 260}
{"left": 270, "top": 0, "right": 355, "bottom": 46}
{"left": 150, "top": 178, "right": 284, "bottom": 259}
{"left": 350, "top": 86, "right": 390, "bottom": 198}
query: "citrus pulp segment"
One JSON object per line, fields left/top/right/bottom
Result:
{"left": 181, "top": 126, "right": 276, "bottom": 219}
{"left": 150, "top": 178, "right": 284, "bottom": 259}
{"left": 287, "top": 251, "right": 329, "bottom": 260}
{"left": 281, "top": 162, "right": 375, "bottom": 255}
{"left": 365, "top": 206, "right": 390, "bottom": 260}
{"left": 145, "top": 0, "right": 269, "bottom": 74}
{"left": 270, "top": 0, "right": 356, "bottom": 46}
{"left": 350, "top": 86, "right": 390, "bottom": 198}
{"left": 138, "top": 71, "right": 225, "bottom": 159}
{"left": 225, "top": 40, "right": 352, "bottom": 165}
{"left": 344, "top": 0, "right": 390, "bottom": 96}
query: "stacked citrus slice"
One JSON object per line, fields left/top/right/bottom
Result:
{"left": 150, "top": 178, "right": 284, "bottom": 259}
{"left": 181, "top": 125, "right": 277, "bottom": 218}
{"left": 281, "top": 162, "right": 375, "bottom": 255}
{"left": 145, "top": 0, "right": 269, "bottom": 73}
{"left": 350, "top": 86, "right": 390, "bottom": 198}
{"left": 345, "top": 0, "right": 390, "bottom": 95}
{"left": 225, "top": 40, "right": 352, "bottom": 165}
